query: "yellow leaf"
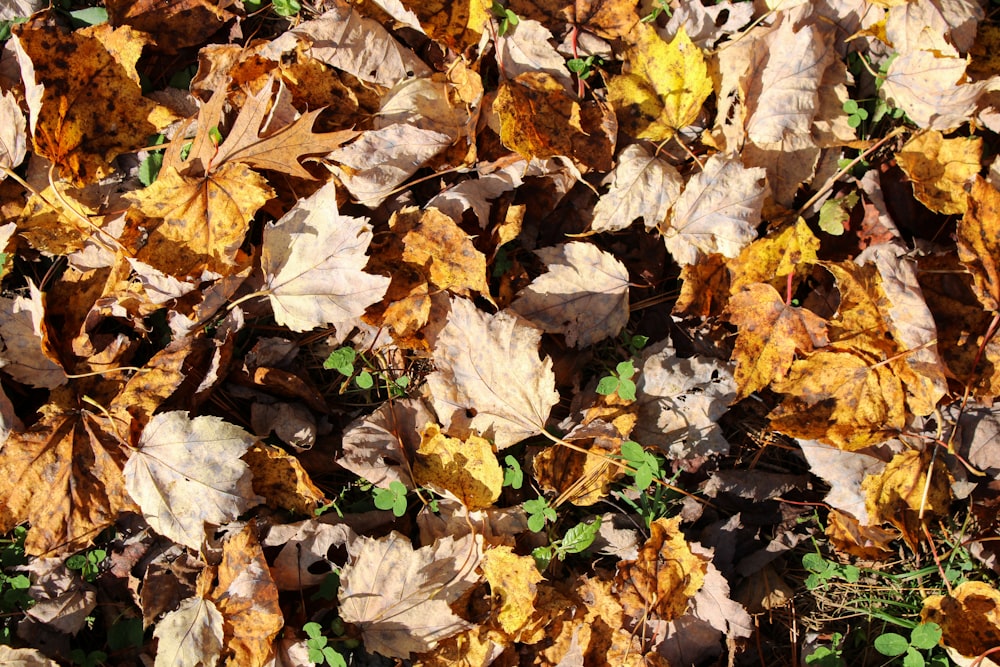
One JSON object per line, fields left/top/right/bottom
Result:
{"left": 607, "top": 25, "right": 712, "bottom": 142}
{"left": 922, "top": 581, "right": 1000, "bottom": 660}
{"left": 481, "top": 545, "right": 543, "bottom": 636}
{"left": 896, "top": 131, "right": 982, "bottom": 215}
{"left": 729, "top": 218, "right": 821, "bottom": 294}
{"left": 862, "top": 449, "right": 952, "bottom": 549}
{"left": 243, "top": 443, "right": 326, "bottom": 516}
{"left": 413, "top": 423, "right": 503, "bottom": 510}
{"left": 958, "top": 176, "right": 1000, "bottom": 312}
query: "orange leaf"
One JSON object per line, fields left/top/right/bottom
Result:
{"left": 921, "top": 581, "right": 1000, "bottom": 660}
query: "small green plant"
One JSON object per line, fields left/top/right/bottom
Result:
{"left": 523, "top": 497, "right": 558, "bottom": 532}
{"left": 139, "top": 134, "right": 166, "bottom": 186}
{"left": 612, "top": 442, "right": 675, "bottom": 526}
{"left": 620, "top": 440, "right": 662, "bottom": 490}
{"left": 620, "top": 331, "right": 649, "bottom": 356}
{"left": 532, "top": 518, "right": 601, "bottom": 572}
{"left": 596, "top": 359, "right": 637, "bottom": 401}
{"left": 566, "top": 54, "right": 603, "bottom": 81}
{"left": 69, "top": 649, "right": 107, "bottom": 667}
{"left": 66, "top": 548, "right": 107, "bottom": 583}
{"left": 640, "top": 0, "right": 672, "bottom": 23}
{"left": 323, "top": 346, "right": 410, "bottom": 396}
{"left": 802, "top": 551, "right": 860, "bottom": 590}
{"left": 842, "top": 98, "right": 869, "bottom": 129}
{"left": 873, "top": 623, "right": 944, "bottom": 667}
{"left": 805, "top": 632, "right": 846, "bottom": 666}
{"left": 303, "top": 622, "right": 347, "bottom": 667}
{"left": 490, "top": 1, "right": 519, "bottom": 36}
{"left": 373, "top": 480, "right": 409, "bottom": 517}
{"left": 272, "top": 0, "right": 302, "bottom": 17}
{"left": 502, "top": 454, "right": 524, "bottom": 489}
{"left": 0, "top": 526, "right": 33, "bottom": 643}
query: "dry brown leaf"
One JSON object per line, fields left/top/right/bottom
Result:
{"left": 958, "top": 176, "right": 1000, "bottom": 312}
{"left": 340, "top": 398, "right": 436, "bottom": 490}
{"left": 395, "top": 206, "right": 492, "bottom": 300}
{"left": 921, "top": 581, "right": 1000, "bottom": 661}
{"left": 263, "top": 520, "right": 354, "bottom": 591}
{"left": 728, "top": 217, "right": 821, "bottom": 295}
{"left": 510, "top": 241, "right": 629, "bottom": 348}
{"left": 106, "top": 0, "right": 236, "bottom": 53}
{"left": 0, "top": 90, "right": 27, "bottom": 176}
{"left": 0, "top": 285, "right": 67, "bottom": 390}
{"left": 427, "top": 297, "right": 560, "bottom": 449}
{"left": 243, "top": 442, "right": 326, "bottom": 516}
{"left": 338, "top": 532, "right": 482, "bottom": 658}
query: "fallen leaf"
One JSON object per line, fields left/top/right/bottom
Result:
{"left": 591, "top": 143, "right": 683, "bottom": 233}
{"left": 0, "top": 89, "right": 27, "bottom": 175}
{"left": 397, "top": 206, "right": 492, "bottom": 299}
{"left": 0, "top": 646, "right": 59, "bottom": 666}
{"left": 958, "top": 176, "right": 1000, "bottom": 312}
{"left": 863, "top": 449, "right": 952, "bottom": 549}
{"left": 496, "top": 19, "right": 574, "bottom": 90}
{"left": 481, "top": 545, "right": 543, "bottom": 636}
{"left": 896, "top": 131, "right": 982, "bottom": 214}
{"left": 123, "top": 411, "right": 263, "bottom": 551}
{"left": 726, "top": 282, "right": 829, "bottom": 399}
{"left": 607, "top": 24, "right": 712, "bottom": 142}
{"left": 263, "top": 520, "right": 353, "bottom": 590}
{"left": 340, "top": 398, "right": 436, "bottom": 490}
{"left": 153, "top": 596, "right": 225, "bottom": 667}
{"left": 921, "top": 581, "right": 1000, "bottom": 661}
{"left": 414, "top": 423, "right": 503, "bottom": 510}
{"left": 338, "top": 532, "right": 481, "bottom": 658}
{"left": 728, "top": 217, "right": 821, "bottom": 295}
{"left": 396, "top": 0, "right": 488, "bottom": 51}
{"left": 507, "top": 0, "right": 639, "bottom": 39}
{"left": 664, "top": 154, "right": 766, "bottom": 266}
{"left": 243, "top": 442, "right": 326, "bottom": 515}
{"left": 260, "top": 181, "right": 390, "bottom": 333}
{"left": 616, "top": 516, "right": 706, "bottom": 621}
{"left": 510, "top": 241, "right": 630, "bottom": 348}
{"left": 427, "top": 297, "right": 560, "bottom": 449}
{"left": 797, "top": 439, "right": 886, "bottom": 524}
{"left": 0, "top": 286, "right": 67, "bottom": 390}
{"left": 107, "top": 0, "right": 236, "bottom": 53}
{"left": 534, "top": 420, "right": 624, "bottom": 506}
{"left": 210, "top": 525, "right": 283, "bottom": 667}
{"left": 881, "top": 48, "right": 991, "bottom": 131}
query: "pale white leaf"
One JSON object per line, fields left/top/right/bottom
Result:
{"left": 427, "top": 297, "right": 560, "bottom": 449}
{"left": 797, "top": 439, "right": 884, "bottom": 524}
{"left": 496, "top": 19, "right": 574, "bottom": 90}
{"left": 377, "top": 78, "right": 473, "bottom": 141}
{"left": 153, "top": 596, "right": 224, "bottom": 667}
{"left": 591, "top": 143, "right": 682, "bottom": 232}
{"left": 124, "top": 411, "right": 263, "bottom": 551}
{"left": 0, "top": 646, "right": 59, "bottom": 667}
{"left": 881, "top": 49, "right": 989, "bottom": 131}
{"left": 330, "top": 124, "right": 452, "bottom": 208}
{"left": 263, "top": 520, "right": 354, "bottom": 590}
{"left": 511, "top": 242, "right": 629, "bottom": 348}
{"left": 340, "top": 398, "right": 437, "bottom": 489}
{"left": 261, "top": 180, "right": 389, "bottom": 333}
{"left": 262, "top": 7, "right": 430, "bottom": 86}
{"left": 665, "top": 0, "right": 755, "bottom": 48}
{"left": 633, "top": 337, "right": 736, "bottom": 460}
{"left": 0, "top": 90, "right": 26, "bottom": 175}
{"left": 338, "top": 531, "right": 481, "bottom": 658}
{"left": 885, "top": 0, "right": 983, "bottom": 55}
{"left": 665, "top": 154, "right": 766, "bottom": 265}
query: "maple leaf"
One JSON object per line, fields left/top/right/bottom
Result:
{"left": 259, "top": 181, "right": 390, "bottom": 333}
{"left": 607, "top": 24, "right": 712, "bottom": 142}
{"left": 958, "top": 176, "right": 1000, "bottom": 312}
{"left": 496, "top": 19, "right": 574, "bottom": 90}
{"left": 862, "top": 449, "right": 952, "bottom": 549}
{"left": 896, "top": 131, "right": 982, "bottom": 214}
{"left": 510, "top": 241, "right": 630, "bottom": 348}
{"left": 153, "top": 596, "right": 225, "bottom": 667}
{"left": 728, "top": 217, "right": 820, "bottom": 295}
{"left": 123, "top": 411, "right": 263, "bottom": 551}
{"left": 338, "top": 532, "right": 481, "bottom": 658}
{"left": 0, "top": 646, "right": 59, "bottom": 666}
{"left": 0, "top": 386, "right": 134, "bottom": 556}
{"left": 106, "top": 0, "right": 237, "bottom": 54}
{"left": 395, "top": 206, "right": 492, "bottom": 300}
{"left": 264, "top": 521, "right": 354, "bottom": 590}
{"left": 427, "top": 297, "right": 560, "bottom": 449}
{"left": 508, "top": 0, "right": 639, "bottom": 39}
{"left": 591, "top": 143, "right": 683, "bottom": 233}
{"left": 726, "top": 282, "right": 829, "bottom": 399}
{"left": 664, "top": 154, "right": 766, "bottom": 266}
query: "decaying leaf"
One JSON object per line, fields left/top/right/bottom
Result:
{"left": 921, "top": 581, "right": 1000, "bottom": 660}
{"left": 338, "top": 532, "right": 482, "bottom": 658}
{"left": 896, "top": 131, "right": 982, "bottom": 215}
{"left": 481, "top": 545, "right": 543, "bottom": 636}
{"left": 510, "top": 241, "right": 629, "bottom": 348}
{"left": 862, "top": 449, "right": 953, "bottom": 548}
{"left": 958, "top": 176, "right": 1000, "bottom": 312}
{"left": 427, "top": 297, "right": 560, "bottom": 449}
{"left": 123, "top": 411, "right": 263, "bottom": 551}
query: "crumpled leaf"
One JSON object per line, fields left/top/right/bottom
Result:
{"left": 797, "top": 439, "right": 886, "bottom": 524}
{"left": 616, "top": 516, "right": 706, "bottom": 621}
{"left": 496, "top": 19, "right": 574, "bottom": 90}
{"left": 340, "top": 398, "right": 436, "bottom": 490}
{"left": 338, "top": 531, "right": 482, "bottom": 658}
{"left": 958, "top": 176, "right": 1000, "bottom": 312}
{"left": 263, "top": 520, "right": 354, "bottom": 590}
{"left": 260, "top": 181, "right": 390, "bottom": 333}
{"left": 0, "top": 90, "right": 27, "bottom": 176}
{"left": 633, "top": 337, "right": 736, "bottom": 460}
{"left": 209, "top": 525, "right": 284, "bottom": 667}
{"left": 726, "top": 282, "right": 829, "bottom": 399}
{"left": 107, "top": 0, "right": 237, "bottom": 53}
{"left": 427, "top": 297, "right": 560, "bottom": 449}
{"left": 414, "top": 423, "right": 503, "bottom": 510}
{"left": 510, "top": 241, "right": 630, "bottom": 348}
{"left": 123, "top": 411, "right": 263, "bottom": 551}
{"left": 607, "top": 24, "right": 712, "bottom": 142}
{"left": 153, "top": 596, "right": 225, "bottom": 667}
{"left": 921, "top": 581, "right": 1000, "bottom": 660}
{"left": 664, "top": 154, "right": 766, "bottom": 266}
{"left": 591, "top": 143, "right": 683, "bottom": 233}
{"left": 0, "top": 285, "right": 67, "bottom": 390}
{"left": 862, "top": 449, "right": 953, "bottom": 549}
{"left": 881, "top": 48, "right": 992, "bottom": 131}
{"left": 896, "top": 131, "right": 982, "bottom": 215}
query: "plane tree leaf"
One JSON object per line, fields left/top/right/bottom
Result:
{"left": 510, "top": 241, "right": 630, "bottom": 348}
{"left": 123, "top": 411, "right": 263, "bottom": 551}
{"left": 427, "top": 297, "right": 560, "bottom": 449}
{"left": 338, "top": 531, "right": 481, "bottom": 658}
{"left": 260, "top": 180, "right": 390, "bottom": 333}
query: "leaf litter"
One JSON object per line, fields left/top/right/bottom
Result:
{"left": 2, "top": 1, "right": 1000, "bottom": 666}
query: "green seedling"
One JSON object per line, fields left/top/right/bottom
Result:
{"left": 566, "top": 54, "right": 603, "bottom": 80}
{"left": 139, "top": 134, "right": 167, "bottom": 186}
{"left": 523, "top": 497, "right": 558, "bottom": 532}
{"left": 805, "top": 631, "right": 846, "bottom": 666}
{"left": 842, "top": 98, "right": 869, "bottom": 128}
{"left": 273, "top": 0, "right": 302, "bottom": 17}
{"left": 502, "top": 454, "right": 524, "bottom": 489}
{"left": 620, "top": 440, "right": 662, "bottom": 491}
{"left": 596, "top": 359, "right": 637, "bottom": 401}
{"left": 323, "top": 346, "right": 409, "bottom": 396}
{"left": 66, "top": 548, "right": 107, "bottom": 583}
{"left": 303, "top": 622, "right": 347, "bottom": 667}
{"left": 490, "top": 1, "right": 519, "bottom": 36}
{"left": 532, "top": 518, "right": 601, "bottom": 572}
{"left": 621, "top": 331, "right": 649, "bottom": 356}
{"left": 802, "top": 551, "right": 859, "bottom": 590}
{"left": 874, "top": 623, "right": 944, "bottom": 667}
{"left": 641, "top": 0, "right": 672, "bottom": 23}
{"left": 373, "top": 480, "right": 408, "bottom": 517}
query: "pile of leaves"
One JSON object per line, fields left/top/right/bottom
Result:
{"left": 2, "top": 0, "right": 1000, "bottom": 664}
